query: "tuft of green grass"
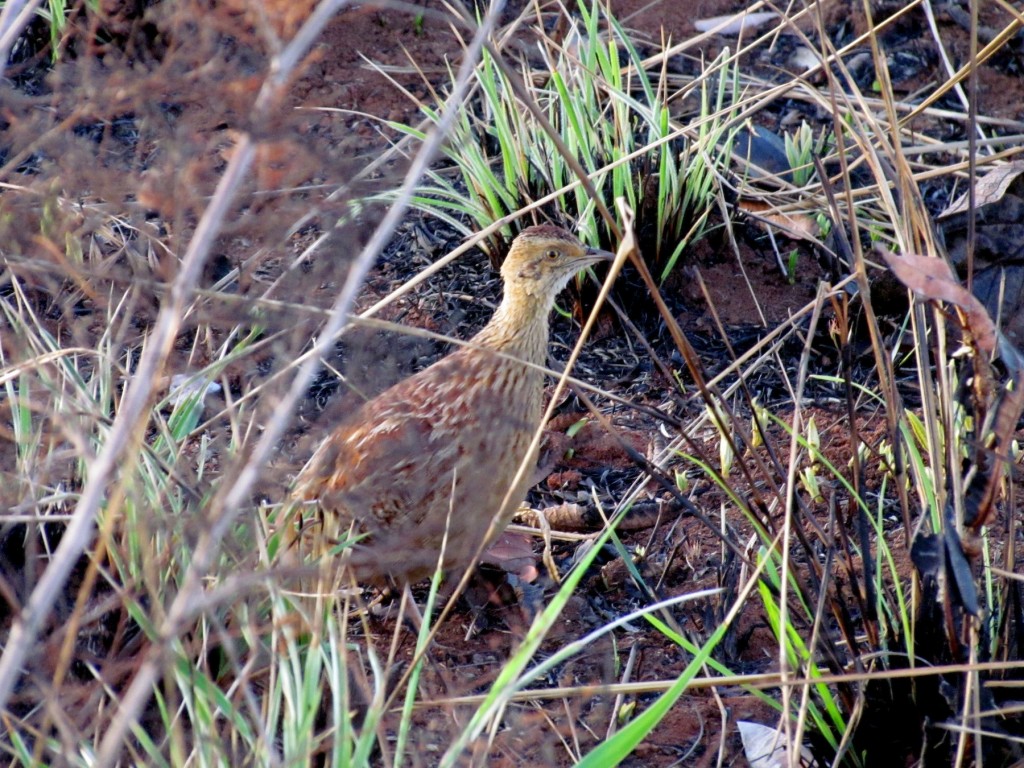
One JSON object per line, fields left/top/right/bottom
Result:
{"left": 28, "top": 0, "right": 103, "bottom": 61}
{"left": 383, "top": 0, "right": 738, "bottom": 279}
{"left": 783, "top": 120, "right": 828, "bottom": 188}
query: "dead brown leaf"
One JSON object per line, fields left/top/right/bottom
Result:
{"left": 877, "top": 248, "right": 996, "bottom": 354}
{"left": 939, "top": 160, "right": 1024, "bottom": 218}
{"left": 739, "top": 200, "right": 820, "bottom": 241}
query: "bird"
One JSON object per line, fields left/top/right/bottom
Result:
{"left": 290, "top": 224, "right": 615, "bottom": 585}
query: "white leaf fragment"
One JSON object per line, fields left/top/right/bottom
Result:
{"left": 694, "top": 11, "right": 779, "bottom": 35}
{"left": 737, "top": 720, "right": 817, "bottom": 767}
{"left": 169, "top": 374, "right": 222, "bottom": 408}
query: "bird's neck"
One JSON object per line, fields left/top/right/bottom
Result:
{"left": 472, "top": 288, "right": 551, "bottom": 366}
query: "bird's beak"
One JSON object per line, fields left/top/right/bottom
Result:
{"left": 585, "top": 245, "right": 617, "bottom": 263}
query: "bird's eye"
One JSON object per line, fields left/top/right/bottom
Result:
{"left": 545, "top": 249, "right": 560, "bottom": 260}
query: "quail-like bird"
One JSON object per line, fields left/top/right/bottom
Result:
{"left": 293, "top": 225, "right": 614, "bottom": 584}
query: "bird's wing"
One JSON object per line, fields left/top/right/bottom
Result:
{"left": 295, "top": 348, "right": 535, "bottom": 525}
{"left": 297, "top": 397, "right": 461, "bottom": 525}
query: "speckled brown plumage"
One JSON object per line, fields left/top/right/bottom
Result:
{"left": 293, "top": 225, "right": 614, "bottom": 584}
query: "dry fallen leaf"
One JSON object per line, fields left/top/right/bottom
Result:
{"left": 789, "top": 46, "right": 823, "bottom": 73}
{"left": 515, "top": 502, "right": 590, "bottom": 531}
{"left": 737, "top": 720, "right": 817, "bottom": 767}
{"left": 939, "top": 160, "right": 1024, "bottom": 218}
{"left": 480, "top": 531, "right": 538, "bottom": 581}
{"left": 882, "top": 246, "right": 1024, "bottom": 532}
{"left": 740, "top": 200, "right": 821, "bottom": 241}
{"left": 877, "top": 248, "right": 996, "bottom": 354}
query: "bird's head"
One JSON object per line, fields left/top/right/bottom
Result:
{"left": 499, "top": 225, "right": 615, "bottom": 304}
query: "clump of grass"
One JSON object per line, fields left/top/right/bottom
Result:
{"left": 388, "top": 1, "right": 738, "bottom": 279}
{"left": 783, "top": 121, "right": 828, "bottom": 188}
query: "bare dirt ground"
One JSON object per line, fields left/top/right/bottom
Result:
{"left": 3, "top": 0, "right": 1024, "bottom": 765}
